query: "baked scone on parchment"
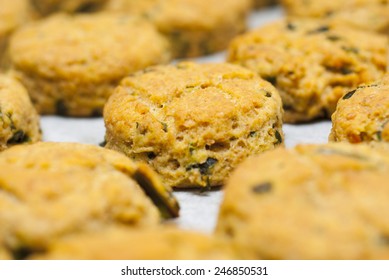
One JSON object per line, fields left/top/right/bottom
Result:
{"left": 0, "top": 74, "right": 41, "bottom": 151}
{"left": 0, "top": 142, "right": 179, "bottom": 259}
{"left": 330, "top": 75, "right": 389, "bottom": 144}
{"left": 104, "top": 62, "right": 284, "bottom": 189}
{"left": 31, "top": 225, "right": 239, "bottom": 260}
{"left": 216, "top": 143, "right": 389, "bottom": 259}
{"left": 9, "top": 13, "right": 171, "bottom": 117}
{"left": 228, "top": 19, "right": 388, "bottom": 123}
{"left": 103, "top": 0, "right": 251, "bottom": 58}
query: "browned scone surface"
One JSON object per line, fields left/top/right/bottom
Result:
{"left": 228, "top": 19, "right": 388, "bottom": 123}
{"left": 31, "top": 226, "right": 239, "bottom": 260}
{"left": 281, "top": 0, "right": 389, "bottom": 35}
{"left": 103, "top": 0, "right": 251, "bottom": 58}
{"left": 9, "top": 13, "right": 171, "bottom": 117}
{"left": 0, "top": 142, "right": 167, "bottom": 258}
{"left": 216, "top": 143, "right": 389, "bottom": 259}
{"left": 330, "top": 75, "right": 389, "bottom": 143}
{"left": 104, "top": 62, "right": 284, "bottom": 189}
{"left": 0, "top": 74, "right": 41, "bottom": 151}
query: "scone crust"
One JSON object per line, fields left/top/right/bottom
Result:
{"left": 228, "top": 19, "right": 388, "bottom": 123}
{"left": 9, "top": 13, "right": 171, "bottom": 116}
{"left": 216, "top": 143, "right": 389, "bottom": 259}
{"left": 104, "top": 62, "right": 284, "bottom": 188}
{"left": 32, "top": 226, "right": 239, "bottom": 260}
{"left": 330, "top": 76, "right": 389, "bottom": 143}
{"left": 104, "top": 0, "right": 251, "bottom": 58}
{"left": 0, "top": 142, "right": 161, "bottom": 255}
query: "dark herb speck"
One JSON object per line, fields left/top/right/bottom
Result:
{"left": 275, "top": 130, "right": 282, "bottom": 144}
{"left": 343, "top": 89, "right": 356, "bottom": 100}
{"left": 252, "top": 182, "right": 272, "bottom": 194}
{"left": 186, "top": 157, "right": 218, "bottom": 175}
{"left": 7, "top": 130, "right": 29, "bottom": 144}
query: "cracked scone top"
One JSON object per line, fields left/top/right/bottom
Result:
{"left": 9, "top": 13, "right": 171, "bottom": 117}
{"left": 0, "top": 74, "right": 41, "bottom": 151}
{"left": 330, "top": 75, "right": 389, "bottom": 143}
{"left": 103, "top": 0, "right": 251, "bottom": 58}
{"left": 0, "top": 142, "right": 179, "bottom": 258}
{"left": 281, "top": 0, "right": 389, "bottom": 35}
{"left": 104, "top": 62, "right": 284, "bottom": 189}
{"left": 216, "top": 143, "right": 389, "bottom": 259}
{"left": 32, "top": 226, "right": 239, "bottom": 260}
{"left": 228, "top": 19, "right": 388, "bottom": 123}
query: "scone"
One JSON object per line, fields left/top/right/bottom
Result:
{"left": 0, "top": 142, "right": 179, "bottom": 258}
{"left": 0, "top": 0, "right": 32, "bottom": 68}
{"left": 228, "top": 19, "right": 388, "bottom": 123}
{"left": 330, "top": 75, "right": 389, "bottom": 143}
{"left": 0, "top": 74, "right": 41, "bottom": 151}
{"left": 103, "top": 0, "right": 251, "bottom": 58}
{"left": 9, "top": 13, "right": 171, "bottom": 117}
{"left": 282, "top": 0, "right": 389, "bottom": 35}
{"left": 30, "top": 0, "right": 108, "bottom": 16}
{"left": 104, "top": 62, "right": 284, "bottom": 189}
{"left": 32, "top": 226, "right": 238, "bottom": 260}
{"left": 216, "top": 143, "right": 389, "bottom": 259}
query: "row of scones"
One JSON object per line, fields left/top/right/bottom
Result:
{"left": 0, "top": 0, "right": 389, "bottom": 259}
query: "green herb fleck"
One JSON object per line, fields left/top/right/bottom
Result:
{"left": 252, "top": 182, "right": 272, "bottom": 194}
{"left": 7, "top": 130, "right": 29, "bottom": 144}
{"left": 343, "top": 89, "right": 356, "bottom": 100}
{"left": 275, "top": 130, "right": 282, "bottom": 144}
{"left": 186, "top": 157, "right": 218, "bottom": 175}
{"left": 249, "top": 131, "right": 257, "bottom": 137}
{"left": 286, "top": 22, "right": 296, "bottom": 31}
{"left": 56, "top": 100, "right": 68, "bottom": 116}
{"left": 377, "top": 131, "right": 383, "bottom": 141}
{"left": 307, "top": 26, "right": 330, "bottom": 34}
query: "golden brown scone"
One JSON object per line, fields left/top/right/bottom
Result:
{"left": 281, "top": 0, "right": 389, "bottom": 35}
{"left": 103, "top": 0, "right": 251, "bottom": 58}
{"left": 104, "top": 62, "right": 284, "bottom": 189}
{"left": 216, "top": 143, "right": 389, "bottom": 259}
{"left": 0, "top": 142, "right": 179, "bottom": 258}
{"left": 0, "top": 0, "right": 32, "bottom": 69}
{"left": 32, "top": 225, "right": 239, "bottom": 260}
{"left": 228, "top": 19, "right": 388, "bottom": 123}
{"left": 0, "top": 74, "right": 41, "bottom": 151}
{"left": 30, "top": 0, "right": 108, "bottom": 16}
{"left": 330, "top": 75, "right": 389, "bottom": 143}
{"left": 9, "top": 13, "right": 171, "bottom": 117}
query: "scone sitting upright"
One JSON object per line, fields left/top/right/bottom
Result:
{"left": 0, "top": 142, "right": 179, "bottom": 259}
{"left": 281, "top": 0, "right": 389, "bottom": 36}
{"left": 104, "top": 62, "right": 284, "bottom": 189}
{"left": 104, "top": 0, "right": 251, "bottom": 58}
{"left": 9, "top": 13, "right": 171, "bottom": 117}
{"left": 330, "top": 75, "right": 389, "bottom": 143}
{"left": 216, "top": 143, "right": 389, "bottom": 259}
{"left": 0, "top": 74, "right": 41, "bottom": 151}
{"left": 228, "top": 19, "right": 388, "bottom": 123}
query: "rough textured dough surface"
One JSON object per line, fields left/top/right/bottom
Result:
{"left": 216, "top": 143, "right": 389, "bottom": 259}
{"left": 104, "top": 62, "right": 284, "bottom": 189}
